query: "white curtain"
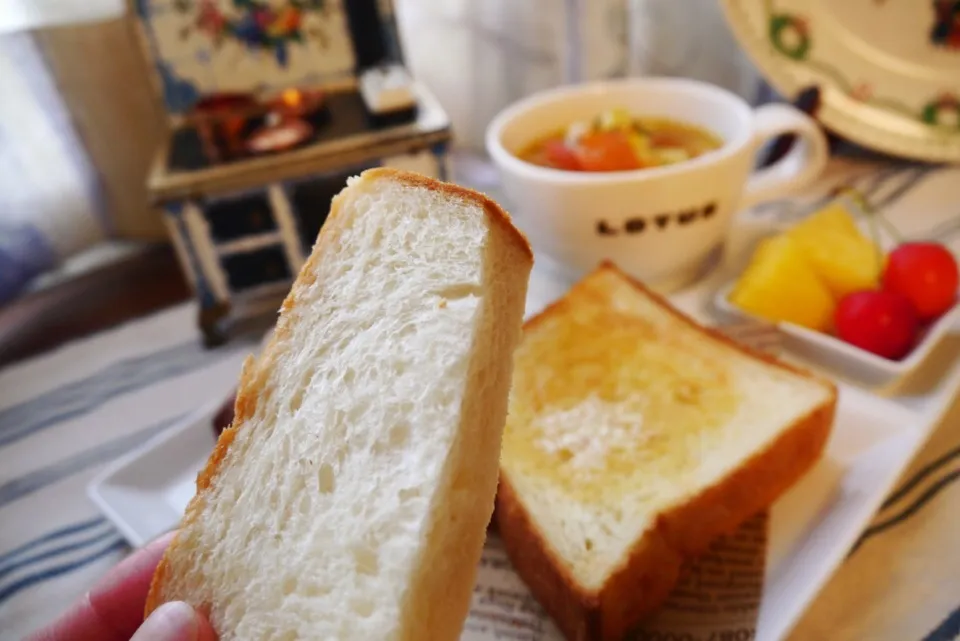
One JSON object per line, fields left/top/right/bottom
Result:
{"left": 0, "top": 0, "right": 123, "bottom": 33}
{"left": 394, "top": 0, "right": 630, "bottom": 151}
{"left": 0, "top": 32, "right": 106, "bottom": 302}
{"left": 627, "top": 0, "right": 762, "bottom": 102}
{"left": 394, "top": 0, "right": 762, "bottom": 152}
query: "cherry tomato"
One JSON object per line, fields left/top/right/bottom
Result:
{"left": 835, "top": 290, "right": 919, "bottom": 360}
{"left": 543, "top": 140, "right": 582, "bottom": 171}
{"left": 882, "top": 242, "right": 959, "bottom": 320}
{"left": 573, "top": 132, "right": 641, "bottom": 172}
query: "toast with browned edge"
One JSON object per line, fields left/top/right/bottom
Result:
{"left": 496, "top": 263, "right": 836, "bottom": 641}
{"left": 145, "top": 168, "right": 532, "bottom": 640}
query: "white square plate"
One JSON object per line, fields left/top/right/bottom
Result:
{"left": 87, "top": 383, "right": 927, "bottom": 641}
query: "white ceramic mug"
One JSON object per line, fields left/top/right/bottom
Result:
{"left": 486, "top": 78, "right": 829, "bottom": 291}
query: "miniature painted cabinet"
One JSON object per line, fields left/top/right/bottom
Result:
{"left": 133, "top": 0, "right": 452, "bottom": 345}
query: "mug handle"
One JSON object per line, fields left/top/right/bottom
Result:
{"left": 740, "top": 104, "right": 829, "bottom": 211}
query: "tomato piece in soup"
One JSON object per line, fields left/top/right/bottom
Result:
{"left": 573, "top": 131, "right": 642, "bottom": 171}
{"left": 543, "top": 140, "right": 582, "bottom": 170}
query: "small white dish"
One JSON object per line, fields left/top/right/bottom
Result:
{"left": 715, "top": 281, "right": 960, "bottom": 389}
{"left": 87, "top": 401, "right": 220, "bottom": 547}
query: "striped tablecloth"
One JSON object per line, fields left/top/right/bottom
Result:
{"left": 0, "top": 306, "right": 259, "bottom": 639}
{"left": 1, "top": 157, "right": 959, "bottom": 641}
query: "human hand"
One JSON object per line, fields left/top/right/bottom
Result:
{"left": 26, "top": 531, "right": 217, "bottom": 641}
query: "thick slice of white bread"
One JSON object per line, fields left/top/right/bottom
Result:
{"left": 145, "top": 169, "right": 532, "bottom": 640}
{"left": 496, "top": 263, "right": 836, "bottom": 641}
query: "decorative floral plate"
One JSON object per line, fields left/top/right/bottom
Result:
{"left": 721, "top": 0, "right": 960, "bottom": 162}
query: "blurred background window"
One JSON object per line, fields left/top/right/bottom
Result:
{"left": 0, "top": 0, "right": 766, "bottom": 304}
{"left": 0, "top": 0, "right": 164, "bottom": 303}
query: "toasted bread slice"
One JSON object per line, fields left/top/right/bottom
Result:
{"left": 145, "top": 169, "right": 532, "bottom": 640}
{"left": 496, "top": 263, "right": 836, "bottom": 641}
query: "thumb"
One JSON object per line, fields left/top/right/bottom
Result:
{"left": 131, "top": 601, "right": 217, "bottom": 641}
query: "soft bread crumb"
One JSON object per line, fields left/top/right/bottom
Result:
{"left": 535, "top": 395, "right": 647, "bottom": 470}
{"left": 146, "top": 169, "right": 532, "bottom": 641}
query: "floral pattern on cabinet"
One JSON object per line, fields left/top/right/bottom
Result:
{"left": 134, "top": 0, "right": 452, "bottom": 345}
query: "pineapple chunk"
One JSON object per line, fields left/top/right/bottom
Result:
{"left": 787, "top": 202, "right": 885, "bottom": 299}
{"left": 730, "top": 235, "right": 836, "bottom": 332}
{"left": 792, "top": 201, "right": 861, "bottom": 236}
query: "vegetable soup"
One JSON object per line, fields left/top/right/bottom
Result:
{"left": 517, "top": 108, "right": 723, "bottom": 172}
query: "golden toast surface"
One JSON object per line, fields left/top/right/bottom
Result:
{"left": 503, "top": 266, "right": 742, "bottom": 508}
{"left": 497, "top": 263, "right": 837, "bottom": 641}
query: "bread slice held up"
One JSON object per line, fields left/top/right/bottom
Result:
{"left": 146, "top": 169, "right": 533, "bottom": 640}
{"left": 496, "top": 264, "right": 837, "bottom": 641}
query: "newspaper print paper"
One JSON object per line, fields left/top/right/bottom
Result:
{"left": 464, "top": 511, "right": 769, "bottom": 641}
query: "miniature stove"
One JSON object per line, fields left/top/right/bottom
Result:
{"left": 133, "top": 0, "right": 451, "bottom": 346}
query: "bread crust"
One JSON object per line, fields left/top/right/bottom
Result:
{"left": 145, "top": 352, "right": 260, "bottom": 617}
{"left": 495, "top": 262, "right": 838, "bottom": 641}
{"left": 361, "top": 167, "right": 533, "bottom": 263}
{"left": 145, "top": 168, "right": 533, "bottom": 621}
